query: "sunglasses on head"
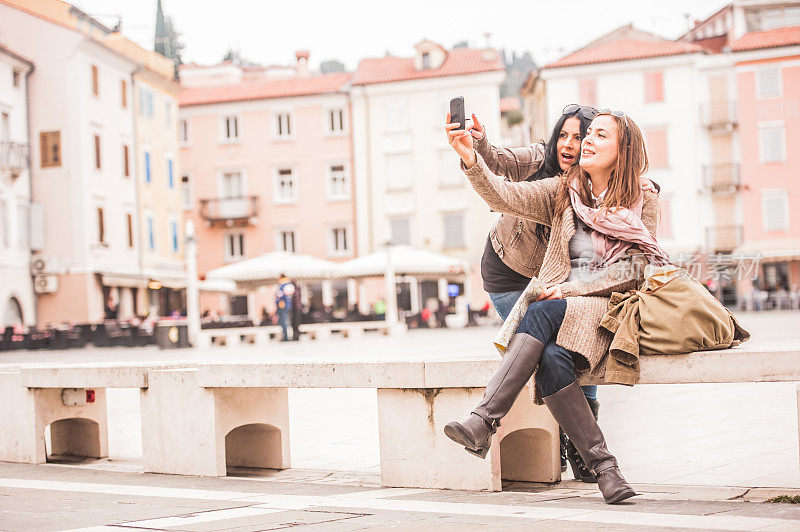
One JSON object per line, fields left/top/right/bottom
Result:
{"left": 562, "top": 103, "right": 598, "bottom": 120}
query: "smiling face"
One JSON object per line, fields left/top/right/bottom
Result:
{"left": 556, "top": 117, "right": 583, "bottom": 171}
{"left": 579, "top": 115, "right": 620, "bottom": 175}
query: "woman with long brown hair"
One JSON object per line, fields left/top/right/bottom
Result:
{"left": 443, "top": 110, "right": 669, "bottom": 504}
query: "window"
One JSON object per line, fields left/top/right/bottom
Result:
{"left": 757, "top": 68, "right": 781, "bottom": 99}
{"left": 164, "top": 101, "right": 171, "bottom": 125}
{"left": 644, "top": 128, "right": 669, "bottom": 168}
{"left": 327, "top": 108, "right": 344, "bottom": 134}
{"left": 274, "top": 168, "right": 296, "bottom": 203}
{"left": 385, "top": 101, "right": 408, "bottom": 131}
{"left": 225, "top": 232, "right": 245, "bottom": 260}
{"left": 93, "top": 134, "right": 101, "bottom": 169}
{"left": 578, "top": 79, "right": 597, "bottom": 107}
{"left": 12, "top": 69, "right": 20, "bottom": 88}
{"left": 126, "top": 213, "right": 134, "bottom": 248}
{"left": 443, "top": 213, "right": 465, "bottom": 248}
{"left": 644, "top": 71, "right": 664, "bottom": 103}
{"left": 422, "top": 51, "right": 430, "bottom": 69}
{"left": 170, "top": 220, "right": 179, "bottom": 253}
{"left": 121, "top": 79, "right": 127, "bottom": 108}
{"left": 223, "top": 115, "right": 239, "bottom": 141}
{"left": 167, "top": 158, "right": 174, "bottom": 188}
{"left": 389, "top": 217, "right": 411, "bottom": 245}
{"left": 40, "top": 131, "right": 62, "bottom": 168}
{"left": 276, "top": 229, "right": 297, "bottom": 252}
{"left": 147, "top": 215, "right": 155, "bottom": 250}
{"left": 139, "top": 87, "right": 154, "bottom": 117}
{"left": 144, "top": 151, "right": 151, "bottom": 183}
{"left": 180, "top": 174, "right": 193, "bottom": 210}
{"left": 97, "top": 207, "right": 105, "bottom": 244}
{"left": 327, "top": 163, "right": 348, "bottom": 200}
{"left": 221, "top": 171, "right": 243, "bottom": 197}
{"left": 386, "top": 153, "right": 412, "bottom": 191}
{"left": 762, "top": 190, "right": 789, "bottom": 232}
{"left": 122, "top": 145, "right": 130, "bottom": 177}
{"left": 179, "top": 119, "right": 189, "bottom": 144}
{"left": 16, "top": 204, "right": 27, "bottom": 248}
{"left": 275, "top": 112, "right": 292, "bottom": 138}
{"left": 438, "top": 149, "right": 462, "bottom": 186}
{"left": 91, "top": 65, "right": 98, "bottom": 96}
{"left": 329, "top": 226, "right": 350, "bottom": 256}
{"left": 759, "top": 125, "right": 786, "bottom": 163}
{"left": 0, "top": 199, "right": 7, "bottom": 247}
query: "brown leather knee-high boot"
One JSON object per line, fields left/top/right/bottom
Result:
{"left": 444, "top": 333, "right": 544, "bottom": 458}
{"left": 543, "top": 381, "right": 636, "bottom": 504}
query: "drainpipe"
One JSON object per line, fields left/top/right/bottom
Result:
{"left": 130, "top": 67, "right": 145, "bottom": 311}
{"left": 24, "top": 63, "right": 36, "bottom": 326}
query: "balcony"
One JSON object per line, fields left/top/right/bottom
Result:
{"left": 0, "top": 141, "right": 30, "bottom": 178}
{"left": 702, "top": 163, "right": 740, "bottom": 195}
{"left": 706, "top": 224, "right": 743, "bottom": 253}
{"left": 699, "top": 100, "right": 738, "bottom": 129}
{"left": 199, "top": 196, "right": 259, "bottom": 225}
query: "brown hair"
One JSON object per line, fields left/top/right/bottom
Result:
{"left": 554, "top": 112, "right": 649, "bottom": 215}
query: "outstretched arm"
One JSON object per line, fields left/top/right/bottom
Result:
{"left": 470, "top": 114, "right": 545, "bottom": 182}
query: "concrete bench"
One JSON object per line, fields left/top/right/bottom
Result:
{"left": 0, "top": 363, "right": 188, "bottom": 465}
{"left": 1, "top": 346, "right": 798, "bottom": 493}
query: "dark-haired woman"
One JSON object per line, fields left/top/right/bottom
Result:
{"left": 444, "top": 110, "right": 668, "bottom": 504}
{"left": 468, "top": 105, "right": 656, "bottom": 482}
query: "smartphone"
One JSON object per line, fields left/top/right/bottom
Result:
{"left": 449, "top": 96, "right": 465, "bottom": 130}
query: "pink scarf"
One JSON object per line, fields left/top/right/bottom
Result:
{"left": 568, "top": 177, "right": 670, "bottom": 268}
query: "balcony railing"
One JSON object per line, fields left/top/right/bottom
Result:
{"left": 702, "top": 163, "right": 740, "bottom": 194}
{"left": 699, "top": 100, "right": 738, "bottom": 129}
{"left": 705, "top": 224, "right": 743, "bottom": 253}
{"left": 199, "top": 195, "right": 259, "bottom": 223}
{"left": 0, "top": 141, "right": 30, "bottom": 177}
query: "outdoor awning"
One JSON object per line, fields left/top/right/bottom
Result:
{"left": 734, "top": 238, "right": 800, "bottom": 262}
{"left": 100, "top": 273, "right": 149, "bottom": 288}
{"left": 335, "top": 245, "right": 469, "bottom": 279}
{"left": 205, "top": 251, "right": 339, "bottom": 286}
{"left": 198, "top": 278, "right": 236, "bottom": 293}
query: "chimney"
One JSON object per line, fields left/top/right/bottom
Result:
{"left": 295, "top": 50, "right": 310, "bottom": 76}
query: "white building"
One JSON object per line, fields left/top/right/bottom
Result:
{"left": 0, "top": 3, "right": 142, "bottom": 325}
{"left": 541, "top": 25, "right": 711, "bottom": 256}
{"left": 350, "top": 41, "right": 505, "bottom": 307}
{"left": 0, "top": 43, "right": 34, "bottom": 327}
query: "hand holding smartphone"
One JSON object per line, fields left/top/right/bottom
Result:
{"left": 449, "top": 96, "right": 465, "bottom": 130}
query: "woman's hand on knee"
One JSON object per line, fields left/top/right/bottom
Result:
{"left": 536, "top": 286, "right": 563, "bottom": 301}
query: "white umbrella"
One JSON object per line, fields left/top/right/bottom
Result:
{"left": 335, "top": 245, "right": 469, "bottom": 278}
{"left": 197, "top": 278, "right": 237, "bottom": 293}
{"left": 205, "top": 251, "right": 339, "bottom": 286}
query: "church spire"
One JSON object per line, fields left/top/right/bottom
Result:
{"left": 154, "top": 0, "right": 169, "bottom": 58}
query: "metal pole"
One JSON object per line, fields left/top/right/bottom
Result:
{"left": 384, "top": 244, "right": 398, "bottom": 327}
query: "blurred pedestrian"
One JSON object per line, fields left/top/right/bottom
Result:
{"left": 275, "top": 274, "right": 295, "bottom": 341}
{"left": 291, "top": 282, "right": 303, "bottom": 340}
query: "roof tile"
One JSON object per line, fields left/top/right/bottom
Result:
{"left": 731, "top": 25, "right": 800, "bottom": 52}
{"left": 179, "top": 72, "right": 352, "bottom": 106}
{"left": 352, "top": 47, "right": 503, "bottom": 86}
{"left": 545, "top": 38, "right": 706, "bottom": 69}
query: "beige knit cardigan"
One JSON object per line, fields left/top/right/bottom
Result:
{"left": 463, "top": 152, "right": 660, "bottom": 383}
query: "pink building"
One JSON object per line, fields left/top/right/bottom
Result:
{"left": 733, "top": 25, "right": 800, "bottom": 295}
{"left": 179, "top": 61, "right": 355, "bottom": 316}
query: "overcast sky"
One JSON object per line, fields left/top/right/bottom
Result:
{"left": 71, "top": 0, "right": 729, "bottom": 69}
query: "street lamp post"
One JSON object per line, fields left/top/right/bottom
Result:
{"left": 185, "top": 220, "right": 200, "bottom": 347}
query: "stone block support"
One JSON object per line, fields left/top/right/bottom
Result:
{"left": 141, "top": 368, "right": 290, "bottom": 476}
{"left": 377, "top": 385, "right": 559, "bottom": 491}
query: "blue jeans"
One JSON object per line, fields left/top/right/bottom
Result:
{"left": 489, "top": 290, "right": 597, "bottom": 401}
{"left": 277, "top": 308, "right": 290, "bottom": 341}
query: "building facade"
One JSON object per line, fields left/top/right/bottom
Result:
{"left": 0, "top": 44, "right": 34, "bottom": 327}
{"left": 350, "top": 41, "right": 505, "bottom": 308}
{"left": 179, "top": 58, "right": 355, "bottom": 316}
